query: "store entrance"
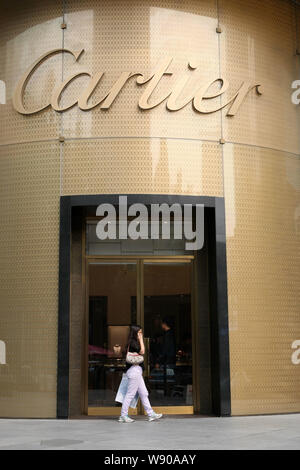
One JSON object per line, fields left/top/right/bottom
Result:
{"left": 86, "top": 258, "right": 195, "bottom": 416}
{"left": 62, "top": 196, "right": 230, "bottom": 419}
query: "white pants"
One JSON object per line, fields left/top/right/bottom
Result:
{"left": 121, "top": 366, "right": 153, "bottom": 417}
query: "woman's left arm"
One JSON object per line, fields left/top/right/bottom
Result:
{"left": 138, "top": 332, "right": 145, "bottom": 355}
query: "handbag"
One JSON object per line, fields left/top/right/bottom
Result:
{"left": 126, "top": 349, "right": 144, "bottom": 365}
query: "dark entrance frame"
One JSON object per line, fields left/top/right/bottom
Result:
{"left": 57, "top": 194, "right": 231, "bottom": 418}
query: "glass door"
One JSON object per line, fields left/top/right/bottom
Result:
{"left": 141, "top": 260, "right": 194, "bottom": 415}
{"left": 86, "top": 260, "right": 139, "bottom": 416}
{"left": 86, "top": 258, "right": 195, "bottom": 416}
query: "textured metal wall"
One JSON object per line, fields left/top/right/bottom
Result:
{"left": 0, "top": 141, "right": 60, "bottom": 417}
{"left": 224, "top": 145, "right": 300, "bottom": 414}
{"left": 0, "top": 1, "right": 62, "bottom": 418}
{"left": 219, "top": 0, "right": 300, "bottom": 415}
{"left": 0, "top": 0, "right": 299, "bottom": 417}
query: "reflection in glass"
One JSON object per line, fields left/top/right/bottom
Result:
{"left": 143, "top": 263, "right": 193, "bottom": 407}
{"left": 88, "top": 263, "right": 137, "bottom": 407}
{"left": 88, "top": 260, "right": 193, "bottom": 410}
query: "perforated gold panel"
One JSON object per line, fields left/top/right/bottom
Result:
{"left": 0, "top": 141, "right": 60, "bottom": 418}
{"left": 0, "top": 1, "right": 62, "bottom": 145}
{"left": 224, "top": 144, "right": 300, "bottom": 415}
{"left": 219, "top": 0, "right": 300, "bottom": 154}
{"left": 62, "top": 139, "right": 223, "bottom": 196}
{"left": 61, "top": 0, "right": 221, "bottom": 142}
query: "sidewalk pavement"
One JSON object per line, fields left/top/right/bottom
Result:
{"left": 0, "top": 413, "right": 299, "bottom": 450}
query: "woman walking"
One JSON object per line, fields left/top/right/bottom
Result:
{"left": 118, "top": 325, "right": 163, "bottom": 423}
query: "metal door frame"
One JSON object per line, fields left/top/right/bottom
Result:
{"left": 57, "top": 194, "right": 231, "bottom": 418}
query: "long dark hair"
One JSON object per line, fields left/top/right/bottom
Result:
{"left": 126, "top": 324, "right": 141, "bottom": 351}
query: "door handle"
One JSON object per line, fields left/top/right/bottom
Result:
{"left": 144, "top": 337, "right": 150, "bottom": 377}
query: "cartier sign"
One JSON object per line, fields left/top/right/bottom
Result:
{"left": 13, "top": 48, "right": 262, "bottom": 116}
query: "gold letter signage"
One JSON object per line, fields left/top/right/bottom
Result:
{"left": 13, "top": 48, "right": 262, "bottom": 116}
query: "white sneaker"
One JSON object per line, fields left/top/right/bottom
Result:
{"left": 148, "top": 412, "right": 163, "bottom": 422}
{"left": 118, "top": 415, "right": 135, "bottom": 423}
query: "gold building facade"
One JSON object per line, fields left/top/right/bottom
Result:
{"left": 0, "top": 0, "right": 299, "bottom": 418}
